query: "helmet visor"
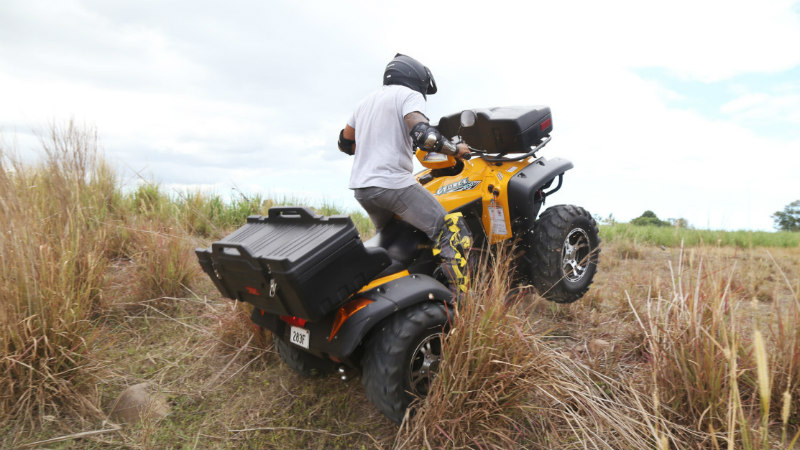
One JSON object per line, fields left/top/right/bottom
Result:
{"left": 425, "top": 66, "right": 437, "bottom": 95}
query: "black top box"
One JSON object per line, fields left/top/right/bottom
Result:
{"left": 196, "top": 207, "right": 391, "bottom": 321}
{"left": 436, "top": 106, "right": 552, "bottom": 155}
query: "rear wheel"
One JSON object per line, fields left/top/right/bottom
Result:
{"left": 275, "top": 336, "right": 335, "bottom": 377}
{"left": 361, "top": 302, "right": 449, "bottom": 424}
{"left": 529, "top": 204, "right": 600, "bottom": 303}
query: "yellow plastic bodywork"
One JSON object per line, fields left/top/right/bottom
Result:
{"left": 330, "top": 271, "right": 412, "bottom": 341}
{"left": 416, "top": 149, "right": 457, "bottom": 169}
{"left": 415, "top": 154, "right": 532, "bottom": 244}
{"left": 357, "top": 270, "right": 410, "bottom": 293}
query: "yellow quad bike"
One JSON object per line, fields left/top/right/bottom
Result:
{"left": 415, "top": 106, "right": 600, "bottom": 300}
{"left": 196, "top": 106, "right": 599, "bottom": 424}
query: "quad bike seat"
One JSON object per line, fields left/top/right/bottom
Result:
{"left": 364, "top": 219, "right": 431, "bottom": 278}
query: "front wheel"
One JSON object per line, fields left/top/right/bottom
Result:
{"left": 361, "top": 302, "right": 449, "bottom": 424}
{"left": 528, "top": 204, "right": 600, "bottom": 303}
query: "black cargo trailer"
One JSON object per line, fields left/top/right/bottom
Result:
{"left": 196, "top": 207, "right": 391, "bottom": 321}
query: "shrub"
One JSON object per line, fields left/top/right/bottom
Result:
{"left": 0, "top": 122, "right": 110, "bottom": 422}
{"left": 772, "top": 200, "right": 800, "bottom": 232}
{"left": 130, "top": 222, "right": 200, "bottom": 300}
{"left": 631, "top": 210, "right": 671, "bottom": 227}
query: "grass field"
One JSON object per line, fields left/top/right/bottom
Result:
{"left": 600, "top": 222, "right": 800, "bottom": 248}
{"left": 2, "top": 127, "right": 800, "bottom": 449}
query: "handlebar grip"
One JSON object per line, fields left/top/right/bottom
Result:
{"left": 462, "top": 153, "right": 472, "bottom": 160}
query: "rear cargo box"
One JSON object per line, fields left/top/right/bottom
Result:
{"left": 436, "top": 106, "right": 552, "bottom": 155}
{"left": 196, "top": 207, "right": 391, "bottom": 321}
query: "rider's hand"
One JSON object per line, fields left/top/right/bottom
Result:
{"left": 455, "top": 143, "right": 470, "bottom": 160}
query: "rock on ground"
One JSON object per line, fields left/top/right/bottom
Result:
{"left": 108, "top": 382, "right": 169, "bottom": 425}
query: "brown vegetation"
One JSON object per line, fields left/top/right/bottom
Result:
{"left": 2, "top": 125, "right": 800, "bottom": 448}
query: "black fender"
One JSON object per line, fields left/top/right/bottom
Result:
{"left": 507, "top": 156, "right": 573, "bottom": 231}
{"left": 251, "top": 273, "right": 453, "bottom": 360}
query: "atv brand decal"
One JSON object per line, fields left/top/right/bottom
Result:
{"left": 435, "top": 178, "right": 481, "bottom": 195}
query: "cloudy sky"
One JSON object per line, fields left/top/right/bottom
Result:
{"left": 1, "top": 0, "right": 799, "bottom": 230}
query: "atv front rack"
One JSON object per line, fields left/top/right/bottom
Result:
{"left": 473, "top": 136, "right": 552, "bottom": 163}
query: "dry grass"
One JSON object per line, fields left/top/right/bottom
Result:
{"left": 0, "top": 124, "right": 387, "bottom": 448}
{"left": 3, "top": 124, "right": 800, "bottom": 448}
{"left": 396, "top": 242, "right": 800, "bottom": 449}
{"left": 398, "top": 246, "right": 694, "bottom": 449}
{"left": 5, "top": 237, "right": 799, "bottom": 448}
{"left": 613, "top": 244, "right": 800, "bottom": 449}
{"left": 0, "top": 123, "right": 111, "bottom": 432}
{"left": 128, "top": 222, "right": 200, "bottom": 301}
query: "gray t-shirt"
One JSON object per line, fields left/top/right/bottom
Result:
{"left": 347, "top": 85, "right": 427, "bottom": 189}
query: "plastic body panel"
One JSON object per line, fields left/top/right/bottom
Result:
{"left": 436, "top": 106, "right": 552, "bottom": 154}
{"left": 419, "top": 157, "right": 528, "bottom": 243}
{"left": 416, "top": 149, "right": 457, "bottom": 169}
{"left": 507, "top": 157, "right": 574, "bottom": 230}
{"left": 250, "top": 273, "right": 453, "bottom": 359}
{"left": 196, "top": 207, "right": 391, "bottom": 321}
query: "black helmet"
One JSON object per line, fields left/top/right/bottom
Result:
{"left": 383, "top": 53, "right": 437, "bottom": 99}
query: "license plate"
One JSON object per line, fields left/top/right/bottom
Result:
{"left": 290, "top": 326, "right": 310, "bottom": 349}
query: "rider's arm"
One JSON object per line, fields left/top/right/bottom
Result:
{"left": 343, "top": 125, "right": 355, "bottom": 141}
{"left": 404, "top": 112, "right": 469, "bottom": 159}
{"left": 403, "top": 111, "right": 430, "bottom": 131}
{"left": 338, "top": 125, "right": 356, "bottom": 155}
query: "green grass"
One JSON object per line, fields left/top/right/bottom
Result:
{"left": 149, "top": 187, "right": 374, "bottom": 239}
{"left": 600, "top": 223, "right": 800, "bottom": 248}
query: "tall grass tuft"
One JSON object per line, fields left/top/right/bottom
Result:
{"left": 637, "top": 250, "right": 741, "bottom": 431}
{"left": 398, "top": 245, "right": 686, "bottom": 449}
{"left": 129, "top": 182, "right": 175, "bottom": 223}
{"left": 638, "top": 245, "right": 800, "bottom": 447}
{"left": 0, "top": 122, "right": 111, "bottom": 425}
{"left": 129, "top": 222, "right": 200, "bottom": 300}
{"left": 177, "top": 191, "right": 267, "bottom": 238}
{"left": 174, "top": 190, "right": 374, "bottom": 238}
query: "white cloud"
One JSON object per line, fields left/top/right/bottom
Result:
{"left": 721, "top": 91, "right": 800, "bottom": 126}
{"left": 1, "top": 0, "right": 799, "bottom": 230}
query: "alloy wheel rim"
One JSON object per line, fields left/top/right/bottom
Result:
{"left": 408, "top": 333, "right": 442, "bottom": 396}
{"left": 562, "top": 228, "right": 591, "bottom": 282}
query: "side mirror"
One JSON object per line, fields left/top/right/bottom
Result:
{"left": 460, "top": 110, "right": 477, "bottom": 128}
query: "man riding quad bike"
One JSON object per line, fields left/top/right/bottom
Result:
{"left": 196, "top": 56, "right": 600, "bottom": 424}
{"left": 196, "top": 105, "right": 600, "bottom": 423}
{"left": 340, "top": 53, "right": 474, "bottom": 301}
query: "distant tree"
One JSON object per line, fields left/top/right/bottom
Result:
{"left": 772, "top": 200, "right": 800, "bottom": 231}
{"left": 630, "top": 210, "right": 670, "bottom": 227}
{"left": 667, "top": 217, "right": 690, "bottom": 229}
{"left": 595, "top": 213, "right": 617, "bottom": 226}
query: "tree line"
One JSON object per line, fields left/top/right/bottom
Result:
{"left": 603, "top": 200, "right": 800, "bottom": 231}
